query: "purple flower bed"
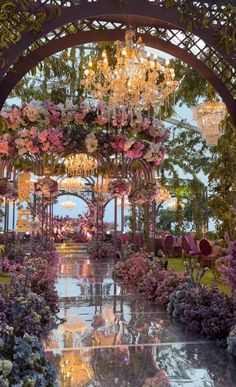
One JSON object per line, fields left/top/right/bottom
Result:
{"left": 168, "top": 283, "right": 234, "bottom": 340}
{"left": 115, "top": 252, "right": 235, "bottom": 344}
{"left": 115, "top": 253, "right": 185, "bottom": 306}
{"left": 0, "top": 249, "right": 59, "bottom": 385}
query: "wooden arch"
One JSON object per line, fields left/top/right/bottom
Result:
{"left": 0, "top": 0, "right": 235, "bottom": 121}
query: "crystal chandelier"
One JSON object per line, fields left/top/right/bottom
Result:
{"left": 64, "top": 154, "right": 97, "bottom": 177}
{"left": 83, "top": 30, "right": 178, "bottom": 112}
{"left": 60, "top": 200, "right": 76, "bottom": 210}
{"left": 192, "top": 101, "right": 227, "bottom": 146}
{"left": 59, "top": 178, "right": 85, "bottom": 193}
{"left": 93, "top": 177, "right": 110, "bottom": 194}
{"left": 154, "top": 186, "right": 171, "bottom": 202}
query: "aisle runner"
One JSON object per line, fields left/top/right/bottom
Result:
{"left": 45, "top": 243, "right": 236, "bottom": 387}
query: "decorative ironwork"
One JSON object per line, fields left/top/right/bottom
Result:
{"left": 0, "top": 0, "right": 235, "bottom": 121}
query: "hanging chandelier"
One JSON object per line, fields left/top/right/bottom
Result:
{"left": 60, "top": 200, "right": 76, "bottom": 210}
{"left": 64, "top": 154, "right": 97, "bottom": 177}
{"left": 93, "top": 177, "right": 110, "bottom": 194}
{"left": 83, "top": 30, "right": 178, "bottom": 113}
{"left": 154, "top": 186, "right": 171, "bottom": 202}
{"left": 59, "top": 178, "right": 85, "bottom": 193}
{"left": 192, "top": 101, "right": 227, "bottom": 146}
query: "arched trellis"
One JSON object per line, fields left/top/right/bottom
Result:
{"left": 0, "top": 0, "right": 235, "bottom": 122}
{"left": 57, "top": 191, "right": 92, "bottom": 208}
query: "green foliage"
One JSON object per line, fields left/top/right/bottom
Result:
{"left": 0, "top": 244, "right": 4, "bottom": 260}
{"left": 208, "top": 116, "right": 236, "bottom": 238}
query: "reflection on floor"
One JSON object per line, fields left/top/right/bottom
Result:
{"left": 46, "top": 243, "right": 236, "bottom": 386}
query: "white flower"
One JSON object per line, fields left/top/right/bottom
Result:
{"left": 143, "top": 142, "right": 161, "bottom": 162}
{"left": 85, "top": 132, "right": 98, "bottom": 153}
{"left": 0, "top": 360, "right": 13, "bottom": 376}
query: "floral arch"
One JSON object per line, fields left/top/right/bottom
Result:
{"left": 0, "top": 0, "right": 235, "bottom": 121}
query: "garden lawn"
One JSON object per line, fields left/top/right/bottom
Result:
{"left": 168, "top": 258, "right": 232, "bottom": 296}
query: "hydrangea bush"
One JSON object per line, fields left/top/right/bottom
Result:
{"left": 168, "top": 283, "right": 234, "bottom": 340}
{"left": 115, "top": 252, "right": 236, "bottom": 343}
{"left": 0, "top": 249, "right": 59, "bottom": 385}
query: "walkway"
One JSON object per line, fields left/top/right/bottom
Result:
{"left": 46, "top": 243, "right": 236, "bottom": 386}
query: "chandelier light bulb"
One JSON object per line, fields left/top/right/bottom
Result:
{"left": 121, "top": 48, "right": 127, "bottom": 56}
{"left": 84, "top": 69, "right": 89, "bottom": 76}
{"left": 83, "top": 30, "right": 179, "bottom": 112}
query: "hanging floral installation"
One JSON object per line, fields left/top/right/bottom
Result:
{"left": 0, "top": 100, "right": 168, "bottom": 170}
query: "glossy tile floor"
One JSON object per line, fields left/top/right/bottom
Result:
{"left": 46, "top": 243, "right": 236, "bottom": 386}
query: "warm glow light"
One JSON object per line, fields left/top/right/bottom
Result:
{"left": 59, "top": 177, "right": 85, "bottom": 193}
{"left": 64, "top": 154, "right": 97, "bottom": 177}
{"left": 93, "top": 177, "right": 110, "bottom": 194}
{"left": 83, "top": 30, "right": 178, "bottom": 113}
{"left": 193, "top": 101, "right": 227, "bottom": 146}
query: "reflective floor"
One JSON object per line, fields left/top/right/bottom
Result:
{"left": 46, "top": 243, "right": 236, "bottom": 386}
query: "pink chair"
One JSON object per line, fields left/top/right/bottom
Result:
{"left": 182, "top": 236, "right": 201, "bottom": 262}
{"left": 199, "top": 239, "right": 216, "bottom": 267}
{"left": 164, "top": 234, "right": 174, "bottom": 257}
{"left": 187, "top": 235, "right": 201, "bottom": 256}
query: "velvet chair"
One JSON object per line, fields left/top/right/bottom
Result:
{"left": 199, "top": 239, "right": 217, "bottom": 268}
{"left": 164, "top": 234, "right": 174, "bottom": 257}
{"left": 182, "top": 235, "right": 201, "bottom": 263}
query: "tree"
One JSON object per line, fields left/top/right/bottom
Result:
{"left": 208, "top": 116, "right": 236, "bottom": 239}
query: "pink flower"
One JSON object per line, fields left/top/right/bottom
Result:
{"left": 111, "top": 134, "right": 128, "bottom": 152}
{"left": 94, "top": 115, "right": 108, "bottom": 125}
{"left": 38, "top": 131, "right": 48, "bottom": 143}
{"left": 125, "top": 141, "right": 144, "bottom": 159}
{"left": 74, "top": 113, "right": 86, "bottom": 124}
{"left": 0, "top": 141, "right": 9, "bottom": 155}
{"left": 30, "top": 126, "right": 38, "bottom": 138}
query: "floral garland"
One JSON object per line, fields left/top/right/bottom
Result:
{"left": 0, "top": 100, "right": 168, "bottom": 167}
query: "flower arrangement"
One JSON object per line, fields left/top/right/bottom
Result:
{"left": 0, "top": 249, "right": 59, "bottom": 385}
{"left": 115, "top": 252, "right": 235, "bottom": 342}
{"left": 34, "top": 177, "right": 58, "bottom": 202}
{"left": 0, "top": 332, "right": 57, "bottom": 386}
{"left": 0, "top": 100, "right": 169, "bottom": 170}
{"left": 128, "top": 183, "right": 156, "bottom": 204}
{"left": 85, "top": 131, "right": 98, "bottom": 153}
{"left": 214, "top": 234, "right": 236, "bottom": 355}
{"left": 168, "top": 283, "right": 234, "bottom": 340}
{"left": 125, "top": 140, "right": 144, "bottom": 159}
{"left": 0, "top": 179, "right": 18, "bottom": 201}
{"left": 111, "top": 134, "right": 128, "bottom": 152}
{"left": 108, "top": 178, "right": 130, "bottom": 198}
{"left": 88, "top": 241, "right": 116, "bottom": 260}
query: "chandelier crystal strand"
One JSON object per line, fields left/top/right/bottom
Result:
{"left": 83, "top": 30, "right": 178, "bottom": 114}
{"left": 59, "top": 178, "right": 85, "bottom": 193}
{"left": 93, "top": 176, "right": 110, "bottom": 194}
{"left": 193, "top": 101, "right": 227, "bottom": 146}
{"left": 64, "top": 154, "right": 97, "bottom": 177}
